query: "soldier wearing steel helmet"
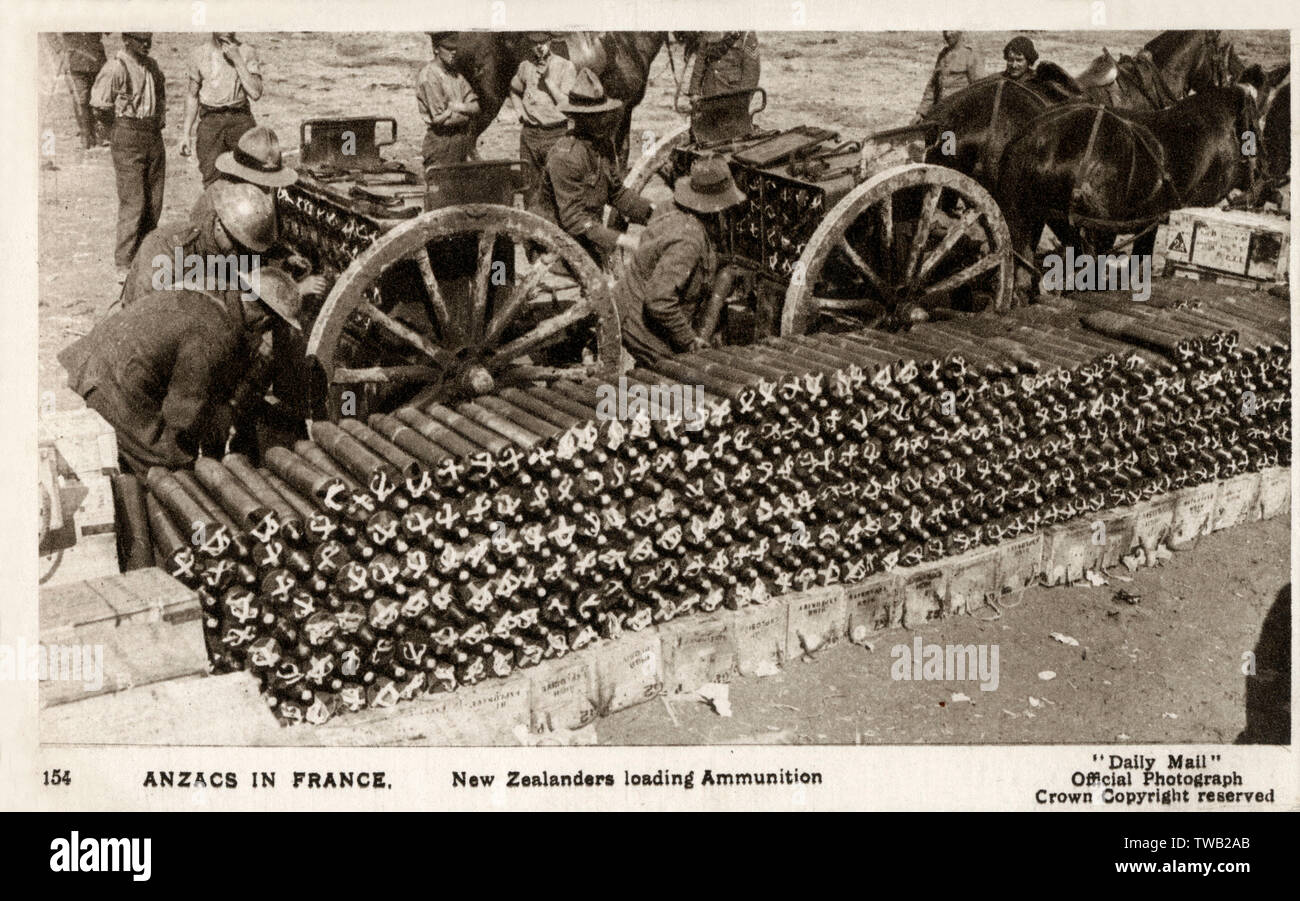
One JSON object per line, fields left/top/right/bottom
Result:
{"left": 58, "top": 268, "right": 305, "bottom": 474}
{"left": 122, "top": 180, "right": 324, "bottom": 308}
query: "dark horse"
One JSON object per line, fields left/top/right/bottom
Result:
{"left": 450, "top": 32, "right": 695, "bottom": 169}
{"left": 912, "top": 31, "right": 1242, "bottom": 188}
{"left": 995, "top": 66, "right": 1272, "bottom": 294}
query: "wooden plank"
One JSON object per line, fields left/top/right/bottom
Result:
{"left": 39, "top": 580, "right": 115, "bottom": 633}
{"left": 41, "top": 672, "right": 280, "bottom": 746}
{"left": 38, "top": 407, "right": 119, "bottom": 478}
{"left": 39, "top": 617, "right": 210, "bottom": 708}
{"left": 39, "top": 533, "right": 120, "bottom": 588}
{"left": 41, "top": 568, "right": 198, "bottom": 632}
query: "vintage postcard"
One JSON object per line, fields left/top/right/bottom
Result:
{"left": 1, "top": 0, "right": 1295, "bottom": 815}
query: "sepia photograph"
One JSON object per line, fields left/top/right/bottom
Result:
{"left": 5, "top": 0, "right": 1293, "bottom": 820}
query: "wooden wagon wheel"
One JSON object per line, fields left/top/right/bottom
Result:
{"left": 606, "top": 122, "right": 692, "bottom": 227}
{"left": 781, "top": 163, "right": 1014, "bottom": 335}
{"left": 307, "top": 205, "right": 619, "bottom": 421}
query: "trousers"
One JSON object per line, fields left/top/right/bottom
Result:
{"left": 67, "top": 70, "right": 101, "bottom": 148}
{"left": 518, "top": 122, "right": 567, "bottom": 214}
{"left": 196, "top": 106, "right": 256, "bottom": 187}
{"left": 110, "top": 122, "right": 166, "bottom": 269}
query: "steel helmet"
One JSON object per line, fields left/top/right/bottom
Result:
{"left": 240, "top": 266, "right": 303, "bottom": 331}
{"left": 212, "top": 181, "right": 278, "bottom": 252}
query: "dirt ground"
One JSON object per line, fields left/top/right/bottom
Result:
{"left": 36, "top": 31, "right": 1290, "bottom": 745}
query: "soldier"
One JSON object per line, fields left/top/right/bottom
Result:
{"left": 123, "top": 180, "right": 324, "bottom": 308}
{"left": 509, "top": 32, "right": 576, "bottom": 214}
{"left": 58, "top": 269, "right": 304, "bottom": 475}
{"left": 190, "top": 126, "right": 298, "bottom": 224}
{"left": 914, "top": 31, "right": 983, "bottom": 120}
{"left": 538, "top": 69, "right": 653, "bottom": 266}
{"left": 416, "top": 31, "right": 481, "bottom": 174}
{"left": 1002, "top": 35, "right": 1038, "bottom": 82}
{"left": 90, "top": 32, "right": 166, "bottom": 272}
{"left": 52, "top": 32, "right": 107, "bottom": 148}
{"left": 613, "top": 156, "right": 747, "bottom": 366}
{"left": 180, "top": 33, "right": 264, "bottom": 187}
{"left": 686, "top": 31, "right": 760, "bottom": 100}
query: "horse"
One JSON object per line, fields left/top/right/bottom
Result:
{"left": 1257, "top": 66, "right": 1291, "bottom": 203}
{"left": 907, "top": 30, "right": 1241, "bottom": 189}
{"left": 450, "top": 32, "right": 696, "bottom": 169}
{"left": 994, "top": 66, "right": 1271, "bottom": 297}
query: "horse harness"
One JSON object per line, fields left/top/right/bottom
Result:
{"left": 1048, "top": 104, "right": 1184, "bottom": 233}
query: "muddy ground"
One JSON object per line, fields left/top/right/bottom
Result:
{"left": 36, "top": 31, "right": 1290, "bottom": 745}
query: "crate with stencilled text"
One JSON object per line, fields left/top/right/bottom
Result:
{"left": 1156, "top": 207, "right": 1290, "bottom": 285}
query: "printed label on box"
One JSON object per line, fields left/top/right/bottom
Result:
{"left": 460, "top": 674, "right": 532, "bottom": 742}
{"left": 592, "top": 632, "right": 664, "bottom": 714}
{"left": 1043, "top": 523, "right": 1094, "bottom": 586}
{"left": 1171, "top": 482, "right": 1219, "bottom": 547}
{"left": 1191, "top": 221, "right": 1252, "bottom": 274}
{"left": 845, "top": 574, "right": 901, "bottom": 641}
{"left": 900, "top": 566, "right": 947, "bottom": 627}
{"left": 529, "top": 657, "right": 598, "bottom": 733}
{"left": 732, "top": 602, "right": 787, "bottom": 676}
{"left": 945, "top": 548, "right": 998, "bottom": 615}
{"left": 784, "top": 586, "right": 847, "bottom": 658}
{"left": 1130, "top": 495, "right": 1176, "bottom": 552}
{"left": 1255, "top": 467, "right": 1290, "bottom": 520}
{"left": 660, "top": 614, "right": 739, "bottom": 696}
{"left": 994, "top": 533, "right": 1043, "bottom": 593}
{"left": 1213, "top": 473, "right": 1261, "bottom": 532}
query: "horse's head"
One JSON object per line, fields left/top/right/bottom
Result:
{"left": 1188, "top": 32, "right": 1240, "bottom": 92}
{"left": 1147, "top": 30, "right": 1238, "bottom": 95}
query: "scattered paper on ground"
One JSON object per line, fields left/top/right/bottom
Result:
{"left": 1039, "top": 670, "right": 1057, "bottom": 681}
{"left": 697, "top": 682, "right": 733, "bottom": 717}
{"left": 1050, "top": 632, "right": 1080, "bottom": 646}
{"left": 1085, "top": 570, "right": 1108, "bottom": 587}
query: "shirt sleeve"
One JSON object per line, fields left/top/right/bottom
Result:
{"left": 547, "top": 149, "right": 622, "bottom": 252}
{"left": 554, "top": 59, "right": 576, "bottom": 96}
{"left": 967, "top": 49, "right": 983, "bottom": 83}
{"left": 642, "top": 234, "right": 704, "bottom": 351}
{"left": 611, "top": 184, "right": 653, "bottom": 225}
{"left": 243, "top": 44, "right": 262, "bottom": 76}
{"left": 186, "top": 46, "right": 204, "bottom": 88}
{"left": 90, "top": 59, "right": 123, "bottom": 110}
{"left": 415, "top": 67, "right": 441, "bottom": 126}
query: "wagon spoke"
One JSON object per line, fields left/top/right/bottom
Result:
{"left": 920, "top": 250, "right": 1004, "bottom": 298}
{"left": 877, "top": 193, "right": 893, "bottom": 261}
{"left": 915, "top": 208, "right": 984, "bottom": 285}
{"left": 488, "top": 298, "right": 596, "bottom": 367}
{"left": 483, "top": 251, "right": 558, "bottom": 348}
{"left": 360, "top": 301, "right": 454, "bottom": 367}
{"left": 835, "top": 239, "right": 887, "bottom": 296}
{"left": 468, "top": 229, "right": 499, "bottom": 344}
{"left": 500, "top": 361, "right": 602, "bottom": 384}
{"left": 333, "top": 365, "right": 442, "bottom": 385}
{"left": 903, "top": 184, "right": 943, "bottom": 280}
{"left": 815, "top": 296, "right": 882, "bottom": 313}
{"left": 415, "top": 248, "right": 457, "bottom": 344}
